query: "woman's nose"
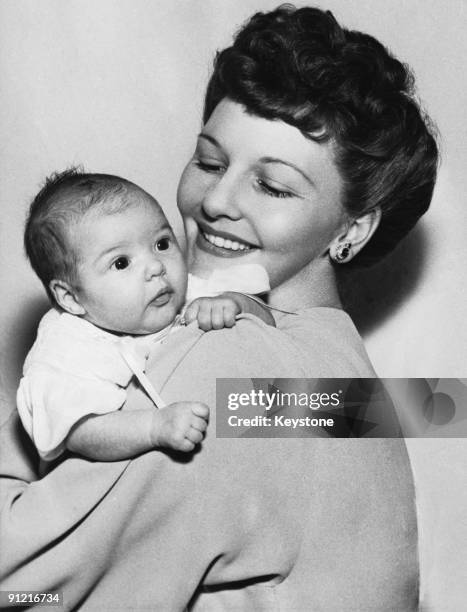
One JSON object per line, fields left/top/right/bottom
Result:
{"left": 201, "top": 174, "right": 242, "bottom": 221}
{"left": 145, "top": 256, "right": 165, "bottom": 281}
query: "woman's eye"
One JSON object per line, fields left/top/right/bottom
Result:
{"left": 194, "top": 159, "right": 225, "bottom": 173}
{"left": 257, "top": 179, "right": 293, "bottom": 199}
{"left": 156, "top": 237, "right": 171, "bottom": 251}
{"left": 112, "top": 256, "right": 130, "bottom": 270}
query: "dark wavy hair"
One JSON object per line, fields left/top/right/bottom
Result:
{"left": 204, "top": 4, "right": 439, "bottom": 266}
{"left": 25, "top": 168, "right": 135, "bottom": 301}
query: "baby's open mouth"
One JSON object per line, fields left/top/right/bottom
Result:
{"left": 150, "top": 287, "right": 172, "bottom": 306}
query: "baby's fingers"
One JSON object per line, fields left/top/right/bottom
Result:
{"left": 196, "top": 301, "right": 216, "bottom": 331}
{"left": 175, "top": 438, "right": 196, "bottom": 453}
{"left": 190, "top": 416, "right": 209, "bottom": 434}
{"left": 185, "top": 427, "right": 205, "bottom": 445}
{"left": 209, "top": 303, "right": 227, "bottom": 330}
{"left": 222, "top": 304, "right": 238, "bottom": 328}
{"left": 191, "top": 403, "right": 210, "bottom": 421}
{"left": 183, "top": 300, "right": 201, "bottom": 325}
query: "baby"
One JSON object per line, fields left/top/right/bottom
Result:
{"left": 17, "top": 169, "right": 272, "bottom": 466}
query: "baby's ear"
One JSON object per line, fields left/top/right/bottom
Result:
{"left": 49, "top": 279, "right": 86, "bottom": 316}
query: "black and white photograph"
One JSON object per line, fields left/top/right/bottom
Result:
{"left": 1, "top": 1, "right": 466, "bottom": 610}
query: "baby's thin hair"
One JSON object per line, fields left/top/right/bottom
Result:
{"left": 25, "top": 168, "right": 135, "bottom": 301}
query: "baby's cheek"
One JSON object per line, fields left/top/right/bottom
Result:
{"left": 176, "top": 286, "right": 188, "bottom": 312}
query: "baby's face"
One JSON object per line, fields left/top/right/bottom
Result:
{"left": 71, "top": 192, "right": 187, "bottom": 335}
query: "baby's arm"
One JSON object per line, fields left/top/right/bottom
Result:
{"left": 184, "top": 293, "right": 275, "bottom": 331}
{"left": 66, "top": 402, "right": 209, "bottom": 461}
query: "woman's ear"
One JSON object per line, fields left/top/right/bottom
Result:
{"left": 330, "top": 208, "right": 381, "bottom": 263}
{"left": 49, "top": 279, "right": 86, "bottom": 316}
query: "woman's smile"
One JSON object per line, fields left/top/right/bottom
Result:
{"left": 196, "top": 220, "right": 259, "bottom": 257}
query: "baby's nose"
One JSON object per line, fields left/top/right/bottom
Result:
{"left": 145, "top": 256, "right": 165, "bottom": 280}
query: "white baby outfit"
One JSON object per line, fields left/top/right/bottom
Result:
{"left": 16, "top": 310, "right": 173, "bottom": 461}
{"left": 17, "top": 265, "right": 270, "bottom": 462}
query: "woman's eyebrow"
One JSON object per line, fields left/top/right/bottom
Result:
{"left": 260, "top": 157, "right": 315, "bottom": 187}
{"left": 197, "top": 133, "right": 221, "bottom": 148}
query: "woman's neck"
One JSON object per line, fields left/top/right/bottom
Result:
{"left": 267, "top": 260, "right": 342, "bottom": 312}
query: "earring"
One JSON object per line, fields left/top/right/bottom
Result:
{"left": 333, "top": 242, "right": 352, "bottom": 263}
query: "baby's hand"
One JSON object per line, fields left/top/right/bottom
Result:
{"left": 151, "top": 402, "right": 209, "bottom": 452}
{"left": 183, "top": 296, "right": 241, "bottom": 331}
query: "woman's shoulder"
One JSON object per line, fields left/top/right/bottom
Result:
{"left": 277, "top": 307, "right": 376, "bottom": 378}
{"left": 148, "top": 315, "right": 307, "bottom": 381}
{"left": 148, "top": 308, "right": 375, "bottom": 384}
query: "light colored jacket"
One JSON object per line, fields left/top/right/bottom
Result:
{"left": 0, "top": 310, "right": 418, "bottom": 610}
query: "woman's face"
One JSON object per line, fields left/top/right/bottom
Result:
{"left": 177, "top": 99, "right": 347, "bottom": 298}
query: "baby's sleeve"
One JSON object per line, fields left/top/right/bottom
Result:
{"left": 16, "top": 311, "right": 134, "bottom": 462}
{"left": 17, "top": 363, "right": 127, "bottom": 462}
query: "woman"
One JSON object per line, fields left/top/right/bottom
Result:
{"left": 0, "top": 5, "right": 437, "bottom": 610}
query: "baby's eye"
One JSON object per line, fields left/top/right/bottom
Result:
{"left": 156, "top": 237, "right": 171, "bottom": 251}
{"left": 112, "top": 256, "right": 130, "bottom": 270}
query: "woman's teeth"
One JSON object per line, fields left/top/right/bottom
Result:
{"left": 203, "top": 232, "right": 251, "bottom": 251}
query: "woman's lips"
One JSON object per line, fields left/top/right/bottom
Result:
{"left": 196, "top": 222, "right": 258, "bottom": 257}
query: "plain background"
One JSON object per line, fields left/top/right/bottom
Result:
{"left": 1, "top": 1, "right": 466, "bottom": 609}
